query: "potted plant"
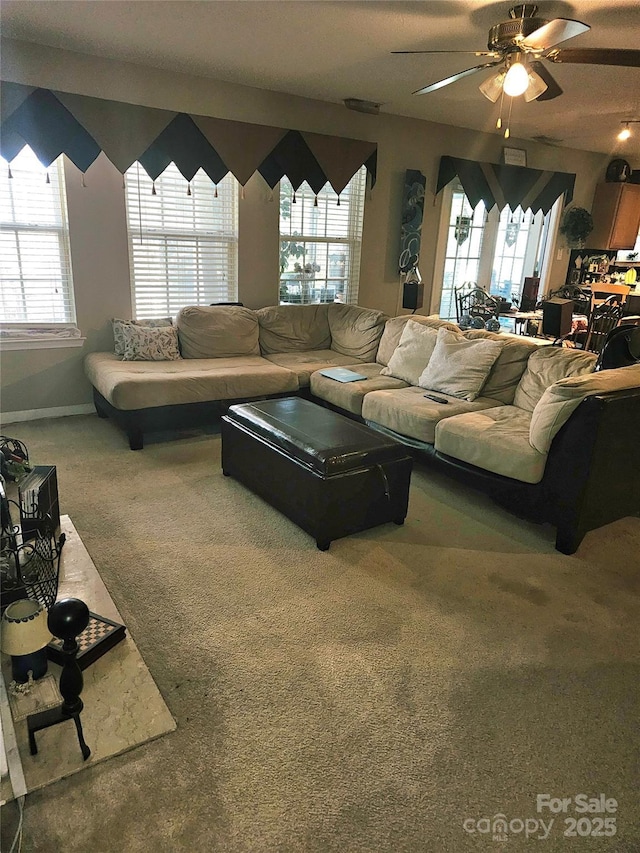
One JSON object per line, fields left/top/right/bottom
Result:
{"left": 559, "top": 206, "right": 594, "bottom": 249}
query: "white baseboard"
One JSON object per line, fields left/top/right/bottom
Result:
{"left": 1, "top": 403, "right": 95, "bottom": 425}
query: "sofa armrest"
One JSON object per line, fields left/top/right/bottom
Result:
{"left": 542, "top": 387, "right": 640, "bottom": 553}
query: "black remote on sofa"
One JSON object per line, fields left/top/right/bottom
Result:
{"left": 423, "top": 394, "right": 449, "bottom": 404}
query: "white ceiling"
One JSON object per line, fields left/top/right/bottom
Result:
{"left": 2, "top": 0, "right": 640, "bottom": 159}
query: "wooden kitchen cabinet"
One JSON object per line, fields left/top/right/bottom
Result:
{"left": 589, "top": 182, "right": 640, "bottom": 250}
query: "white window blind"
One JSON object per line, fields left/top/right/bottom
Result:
{"left": 279, "top": 167, "right": 366, "bottom": 305}
{"left": 125, "top": 163, "right": 238, "bottom": 319}
{"left": 0, "top": 148, "right": 75, "bottom": 324}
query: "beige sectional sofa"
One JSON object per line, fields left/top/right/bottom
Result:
{"left": 310, "top": 313, "right": 640, "bottom": 553}
{"left": 311, "top": 314, "right": 599, "bottom": 484}
{"left": 85, "top": 303, "right": 388, "bottom": 449}
{"left": 85, "top": 304, "right": 640, "bottom": 554}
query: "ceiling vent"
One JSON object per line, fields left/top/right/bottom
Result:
{"left": 343, "top": 98, "right": 381, "bottom": 115}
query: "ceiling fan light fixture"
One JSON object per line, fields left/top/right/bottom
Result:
{"left": 618, "top": 123, "right": 631, "bottom": 141}
{"left": 523, "top": 69, "right": 548, "bottom": 102}
{"left": 503, "top": 60, "right": 529, "bottom": 97}
{"left": 479, "top": 70, "right": 506, "bottom": 102}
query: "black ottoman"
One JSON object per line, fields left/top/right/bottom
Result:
{"left": 221, "top": 397, "right": 413, "bottom": 550}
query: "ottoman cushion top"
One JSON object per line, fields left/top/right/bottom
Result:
{"left": 225, "top": 398, "right": 410, "bottom": 477}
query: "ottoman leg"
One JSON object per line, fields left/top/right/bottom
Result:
{"left": 316, "top": 539, "right": 331, "bottom": 551}
{"left": 393, "top": 517, "right": 405, "bottom": 526}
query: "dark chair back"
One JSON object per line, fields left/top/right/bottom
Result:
{"left": 584, "top": 297, "right": 624, "bottom": 354}
{"left": 595, "top": 324, "right": 640, "bottom": 371}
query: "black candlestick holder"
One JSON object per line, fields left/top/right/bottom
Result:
{"left": 27, "top": 597, "right": 91, "bottom": 761}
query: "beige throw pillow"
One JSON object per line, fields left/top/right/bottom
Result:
{"left": 380, "top": 320, "right": 439, "bottom": 386}
{"left": 113, "top": 317, "right": 172, "bottom": 357}
{"left": 418, "top": 327, "right": 504, "bottom": 401}
{"left": 121, "top": 324, "right": 181, "bottom": 361}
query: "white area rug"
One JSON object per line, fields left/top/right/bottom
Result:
{"left": 2, "top": 516, "right": 176, "bottom": 800}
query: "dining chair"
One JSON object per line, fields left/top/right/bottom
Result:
{"left": 589, "top": 283, "right": 631, "bottom": 307}
{"left": 455, "top": 283, "right": 499, "bottom": 324}
{"left": 583, "top": 297, "right": 625, "bottom": 354}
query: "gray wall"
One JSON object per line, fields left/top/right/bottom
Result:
{"left": 0, "top": 38, "right": 613, "bottom": 416}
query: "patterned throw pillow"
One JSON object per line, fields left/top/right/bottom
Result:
{"left": 120, "top": 324, "right": 181, "bottom": 361}
{"left": 112, "top": 317, "right": 173, "bottom": 357}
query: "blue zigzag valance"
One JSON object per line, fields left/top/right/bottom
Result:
{"left": 0, "top": 81, "right": 377, "bottom": 194}
{"left": 436, "top": 155, "right": 575, "bottom": 214}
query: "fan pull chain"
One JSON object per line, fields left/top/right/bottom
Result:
{"left": 504, "top": 97, "right": 514, "bottom": 139}
{"left": 314, "top": 195, "right": 318, "bottom": 207}
{"left": 187, "top": 182, "right": 192, "bottom": 196}
{"left": 214, "top": 185, "right": 218, "bottom": 198}
{"left": 45, "top": 171, "right": 51, "bottom": 184}
{"left": 337, "top": 194, "right": 341, "bottom": 207}
{"left": 496, "top": 87, "right": 505, "bottom": 130}
{"left": 82, "top": 173, "right": 87, "bottom": 188}
{"left": 292, "top": 191, "right": 297, "bottom": 203}
{"left": 268, "top": 188, "right": 274, "bottom": 202}
{"left": 7, "top": 164, "right": 13, "bottom": 179}
{"left": 151, "top": 181, "right": 157, "bottom": 196}
{"left": 241, "top": 185, "right": 245, "bottom": 200}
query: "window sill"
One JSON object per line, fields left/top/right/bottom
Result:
{"left": 0, "top": 337, "right": 86, "bottom": 352}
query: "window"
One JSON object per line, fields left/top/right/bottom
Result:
{"left": 0, "top": 148, "right": 75, "bottom": 324}
{"left": 437, "top": 180, "right": 552, "bottom": 320}
{"left": 125, "top": 163, "right": 238, "bottom": 319}
{"left": 279, "top": 168, "right": 366, "bottom": 305}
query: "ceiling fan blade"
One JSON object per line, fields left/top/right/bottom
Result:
{"left": 520, "top": 18, "right": 590, "bottom": 51}
{"left": 528, "top": 61, "right": 563, "bottom": 101}
{"left": 413, "top": 62, "right": 501, "bottom": 95}
{"left": 545, "top": 48, "right": 640, "bottom": 67}
{"left": 392, "top": 50, "right": 500, "bottom": 56}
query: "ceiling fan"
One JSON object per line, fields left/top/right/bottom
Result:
{"left": 393, "top": 3, "right": 640, "bottom": 103}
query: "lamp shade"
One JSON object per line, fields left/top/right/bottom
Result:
{"left": 479, "top": 70, "right": 506, "bottom": 103}
{"left": 524, "top": 70, "right": 549, "bottom": 103}
{"left": 1, "top": 599, "right": 52, "bottom": 655}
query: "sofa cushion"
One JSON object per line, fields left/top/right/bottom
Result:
{"left": 529, "top": 363, "right": 640, "bottom": 453}
{"left": 362, "top": 386, "right": 503, "bottom": 445}
{"left": 513, "top": 347, "right": 597, "bottom": 412}
{"left": 463, "top": 330, "right": 543, "bottom": 404}
{"left": 121, "top": 324, "right": 181, "bottom": 361}
{"left": 327, "top": 303, "right": 388, "bottom": 362}
{"left": 176, "top": 306, "right": 260, "bottom": 359}
{"left": 435, "top": 406, "right": 547, "bottom": 484}
{"left": 376, "top": 315, "right": 460, "bottom": 366}
{"left": 257, "top": 304, "right": 331, "bottom": 354}
{"left": 85, "top": 352, "right": 298, "bottom": 411}
{"left": 380, "top": 321, "right": 439, "bottom": 385}
{"left": 310, "top": 364, "right": 409, "bottom": 416}
{"left": 112, "top": 317, "right": 172, "bottom": 357}
{"left": 418, "top": 327, "right": 504, "bottom": 401}
{"left": 263, "top": 349, "right": 363, "bottom": 386}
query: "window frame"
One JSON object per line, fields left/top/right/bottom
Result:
{"left": 278, "top": 168, "right": 367, "bottom": 306}
{"left": 433, "top": 180, "right": 560, "bottom": 321}
{"left": 0, "top": 149, "right": 78, "bottom": 336}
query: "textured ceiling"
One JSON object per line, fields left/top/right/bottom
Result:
{"left": 2, "top": 0, "right": 640, "bottom": 158}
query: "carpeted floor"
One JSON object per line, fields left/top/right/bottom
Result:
{"left": 1, "top": 413, "right": 639, "bottom": 853}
